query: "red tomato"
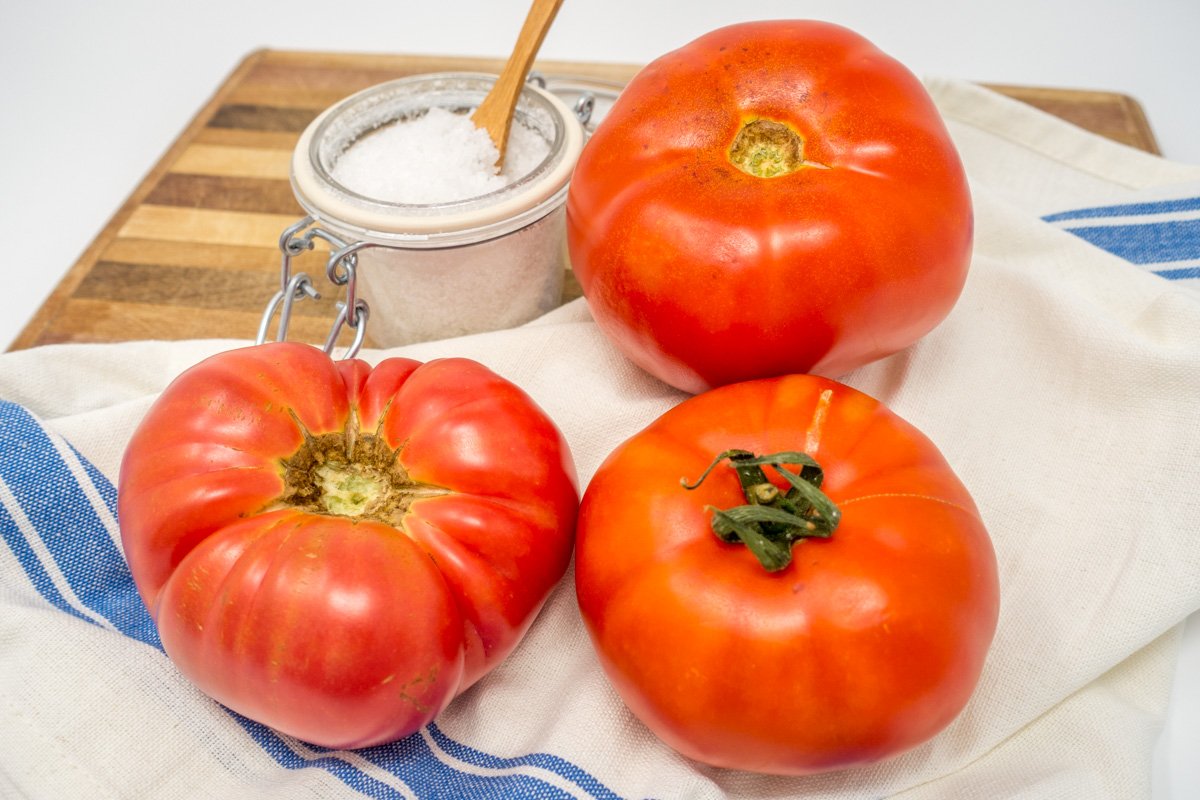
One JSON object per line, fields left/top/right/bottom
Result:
{"left": 567, "top": 21, "right": 973, "bottom": 393}
{"left": 118, "top": 342, "right": 577, "bottom": 749}
{"left": 575, "top": 374, "right": 998, "bottom": 774}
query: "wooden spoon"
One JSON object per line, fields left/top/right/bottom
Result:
{"left": 471, "top": 0, "right": 565, "bottom": 171}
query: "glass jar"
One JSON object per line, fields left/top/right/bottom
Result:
{"left": 287, "top": 72, "right": 586, "bottom": 348}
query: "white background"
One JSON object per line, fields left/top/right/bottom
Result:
{"left": 1, "top": 1, "right": 1197, "bottom": 797}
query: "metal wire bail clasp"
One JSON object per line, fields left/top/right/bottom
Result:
{"left": 526, "top": 71, "right": 596, "bottom": 127}
{"left": 257, "top": 216, "right": 372, "bottom": 360}
{"left": 321, "top": 239, "right": 373, "bottom": 359}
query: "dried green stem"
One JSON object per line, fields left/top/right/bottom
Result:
{"left": 682, "top": 449, "right": 841, "bottom": 571}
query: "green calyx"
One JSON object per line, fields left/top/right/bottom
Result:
{"left": 682, "top": 449, "right": 841, "bottom": 572}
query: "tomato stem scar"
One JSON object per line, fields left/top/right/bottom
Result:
{"left": 681, "top": 449, "right": 841, "bottom": 571}
{"left": 728, "top": 119, "right": 826, "bottom": 177}
{"left": 274, "top": 413, "right": 446, "bottom": 525}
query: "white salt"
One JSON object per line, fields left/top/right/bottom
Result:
{"left": 331, "top": 107, "right": 550, "bottom": 204}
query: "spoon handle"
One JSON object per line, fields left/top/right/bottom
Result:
{"left": 471, "top": 0, "right": 566, "bottom": 168}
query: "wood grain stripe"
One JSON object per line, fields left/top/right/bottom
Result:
{"left": 71, "top": 262, "right": 331, "bottom": 318}
{"left": 36, "top": 298, "right": 346, "bottom": 346}
{"left": 145, "top": 173, "right": 302, "bottom": 216}
{"left": 243, "top": 59, "right": 433, "bottom": 89}
{"left": 209, "top": 104, "right": 319, "bottom": 132}
{"left": 118, "top": 205, "right": 302, "bottom": 248}
{"left": 224, "top": 84, "right": 357, "bottom": 111}
{"left": 171, "top": 144, "right": 291, "bottom": 180}
{"left": 100, "top": 238, "right": 281, "bottom": 272}
{"left": 194, "top": 127, "right": 304, "bottom": 150}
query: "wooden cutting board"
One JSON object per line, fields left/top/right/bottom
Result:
{"left": 9, "top": 49, "right": 1161, "bottom": 351}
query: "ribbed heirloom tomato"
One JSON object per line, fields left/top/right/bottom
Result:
{"left": 575, "top": 375, "right": 999, "bottom": 774}
{"left": 567, "top": 20, "right": 973, "bottom": 393}
{"left": 118, "top": 342, "right": 578, "bottom": 749}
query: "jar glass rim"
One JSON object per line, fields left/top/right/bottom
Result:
{"left": 290, "top": 72, "right": 584, "bottom": 241}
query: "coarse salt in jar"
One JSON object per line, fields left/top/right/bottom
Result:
{"left": 286, "top": 72, "right": 586, "bottom": 348}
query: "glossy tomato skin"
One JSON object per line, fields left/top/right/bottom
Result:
{"left": 566, "top": 21, "right": 973, "bottom": 393}
{"left": 575, "top": 375, "right": 998, "bottom": 774}
{"left": 119, "top": 342, "right": 577, "bottom": 749}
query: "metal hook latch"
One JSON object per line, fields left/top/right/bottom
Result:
{"left": 257, "top": 216, "right": 372, "bottom": 360}
{"left": 526, "top": 71, "right": 596, "bottom": 127}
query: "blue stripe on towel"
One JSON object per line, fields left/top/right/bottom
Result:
{"left": 1156, "top": 264, "right": 1200, "bottom": 281}
{"left": 233, "top": 712, "right": 595, "bottom": 799}
{"left": 1042, "top": 193, "right": 1200, "bottom": 288}
{"left": 1062, "top": 219, "right": 1200, "bottom": 265}
{"left": 1042, "top": 195, "right": 1200, "bottom": 222}
{"left": 424, "top": 723, "right": 625, "bottom": 800}
{"left": 0, "top": 481, "right": 96, "bottom": 627}
{"left": 0, "top": 400, "right": 160, "bottom": 646}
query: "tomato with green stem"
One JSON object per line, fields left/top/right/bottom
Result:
{"left": 575, "top": 374, "right": 999, "bottom": 774}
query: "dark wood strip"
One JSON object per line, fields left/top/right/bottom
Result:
{"left": 100, "top": 238, "right": 282, "bottom": 272}
{"left": 37, "top": 298, "right": 356, "bottom": 347}
{"left": 144, "top": 173, "right": 303, "bottom": 215}
{"left": 209, "top": 103, "right": 319, "bottom": 132}
{"left": 74, "top": 262, "right": 332, "bottom": 318}
{"left": 226, "top": 84, "right": 361, "bottom": 111}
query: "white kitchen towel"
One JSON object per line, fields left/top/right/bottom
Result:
{"left": 3, "top": 78, "right": 1200, "bottom": 800}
